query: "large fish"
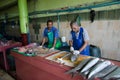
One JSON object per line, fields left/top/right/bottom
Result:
{"left": 95, "top": 65, "right": 118, "bottom": 78}
{"left": 80, "top": 58, "right": 99, "bottom": 73}
{"left": 80, "top": 70, "right": 90, "bottom": 79}
{"left": 87, "top": 60, "right": 112, "bottom": 79}
{"left": 80, "top": 60, "right": 103, "bottom": 78}
{"left": 103, "top": 67, "right": 120, "bottom": 80}
{"left": 87, "top": 65, "right": 118, "bottom": 80}
{"left": 66, "top": 58, "right": 92, "bottom": 74}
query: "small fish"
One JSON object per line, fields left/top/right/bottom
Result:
{"left": 88, "top": 60, "right": 112, "bottom": 79}
{"left": 103, "top": 67, "right": 120, "bottom": 80}
{"left": 66, "top": 58, "right": 92, "bottom": 74}
{"left": 81, "top": 58, "right": 99, "bottom": 73}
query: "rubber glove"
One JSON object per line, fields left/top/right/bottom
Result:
{"left": 70, "top": 47, "right": 74, "bottom": 52}
{"left": 73, "top": 50, "right": 80, "bottom": 55}
{"left": 39, "top": 45, "right": 43, "bottom": 48}
{"left": 49, "top": 47, "right": 54, "bottom": 51}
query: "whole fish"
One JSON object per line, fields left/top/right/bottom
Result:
{"left": 80, "top": 58, "right": 99, "bottom": 73}
{"left": 66, "top": 58, "right": 92, "bottom": 74}
{"left": 87, "top": 60, "right": 112, "bottom": 79}
{"left": 80, "top": 60, "right": 103, "bottom": 78}
{"left": 87, "top": 65, "right": 118, "bottom": 80}
{"left": 103, "top": 67, "right": 120, "bottom": 80}
{"left": 81, "top": 70, "right": 90, "bottom": 78}
{"left": 109, "top": 77, "right": 120, "bottom": 80}
{"left": 94, "top": 65, "right": 118, "bottom": 78}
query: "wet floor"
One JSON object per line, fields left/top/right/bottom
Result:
{"left": 0, "top": 69, "right": 15, "bottom": 80}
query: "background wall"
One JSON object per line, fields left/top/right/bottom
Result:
{"left": 29, "top": 9, "right": 120, "bottom": 60}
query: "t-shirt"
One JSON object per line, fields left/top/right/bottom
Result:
{"left": 69, "top": 27, "right": 89, "bottom": 41}
{"left": 43, "top": 27, "right": 59, "bottom": 38}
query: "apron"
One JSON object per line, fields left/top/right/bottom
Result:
{"left": 47, "top": 31, "right": 61, "bottom": 49}
{"left": 71, "top": 27, "right": 90, "bottom": 56}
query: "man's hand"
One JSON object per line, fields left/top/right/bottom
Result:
{"left": 39, "top": 45, "right": 43, "bottom": 48}
{"left": 70, "top": 47, "right": 74, "bottom": 52}
{"left": 73, "top": 50, "right": 80, "bottom": 55}
{"left": 49, "top": 47, "right": 55, "bottom": 51}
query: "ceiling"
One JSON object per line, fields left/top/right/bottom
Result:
{"left": 0, "top": 0, "right": 31, "bottom": 11}
{"left": 0, "top": 0, "right": 120, "bottom": 19}
{"left": 0, "top": 0, "right": 17, "bottom": 11}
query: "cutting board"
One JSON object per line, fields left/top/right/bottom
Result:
{"left": 46, "top": 51, "right": 90, "bottom": 67}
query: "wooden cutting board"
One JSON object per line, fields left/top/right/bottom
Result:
{"left": 46, "top": 51, "right": 90, "bottom": 67}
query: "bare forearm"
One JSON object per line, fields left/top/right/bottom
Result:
{"left": 53, "top": 38, "right": 57, "bottom": 47}
{"left": 41, "top": 37, "right": 46, "bottom": 46}
{"left": 69, "top": 40, "right": 73, "bottom": 47}
{"left": 79, "top": 41, "right": 88, "bottom": 52}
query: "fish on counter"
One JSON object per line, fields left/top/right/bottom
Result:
{"left": 57, "top": 52, "right": 72, "bottom": 64}
{"left": 18, "top": 47, "right": 27, "bottom": 52}
{"left": 17, "top": 43, "right": 38, "bottom": 53}
{"left": 70, "top": 54, "right": 79, "bottom": 62}
{"left": 45, "top": 51, "right": 72, "bottom": 64}
{"left": 65, "top": 55, "right": 120, "bottom": 80}
{"left": 46, "top": 50, "right": 91, "bottom": 67}
{"left": 87, "top": 65, "right": 118, "bottom": 80}
{"left": 80, "top": 58, "right": 99, "bottom": 73}
{"left": 80, "top": 60, "right": 103, "bottom": 78}
{"left": 94, "top": 65, "right": 118, "bottom": 79}
{"left": 15, "top": 43, "right": 58, "bottom": 56}
{"left": 87, "top": 60, "right": 112, "bottom": 79}
{"left": 66, "top": 58, "right": 93, "bottom": 74}
{"left": 103, "top": 67, "right": 120, "bottom": 80}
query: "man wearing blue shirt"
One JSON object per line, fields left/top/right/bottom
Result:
{"left": 40, "top": 20, "right": 61, "bottom": 50}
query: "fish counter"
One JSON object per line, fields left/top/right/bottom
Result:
{"left": 0, "top": 40, "right": 22, "bottom": 71}
{"left": 11, "top": 43, "right": 120, "bottom": 80}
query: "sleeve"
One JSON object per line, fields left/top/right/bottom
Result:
{"left": 43, "top": 28, "right": 47, "bottom": 37}
{"left": 83, "top": 28, "right": 90, "bottom": 41}
{"left": 69, "top": 32, "right": 72, "bottom": 41}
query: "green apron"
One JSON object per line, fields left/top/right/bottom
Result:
{"left": 47, "top": 32, "right": 61, "bottom": 49}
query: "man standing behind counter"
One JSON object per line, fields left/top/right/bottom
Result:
{"left": 69, "top": 20, "right": 90, "bottom": 56}
{"left": 40, "top": 20, "right": 61, "bottom": 50}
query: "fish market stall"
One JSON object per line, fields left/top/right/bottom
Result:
{"left": 11, "top": 44, "right": 120, "bottom": 80}
{"left": 11, "top": 52, "right": 84, "bottom": 80}
{"left": 0, "top": 40, "right": 22, "bottom": 71}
